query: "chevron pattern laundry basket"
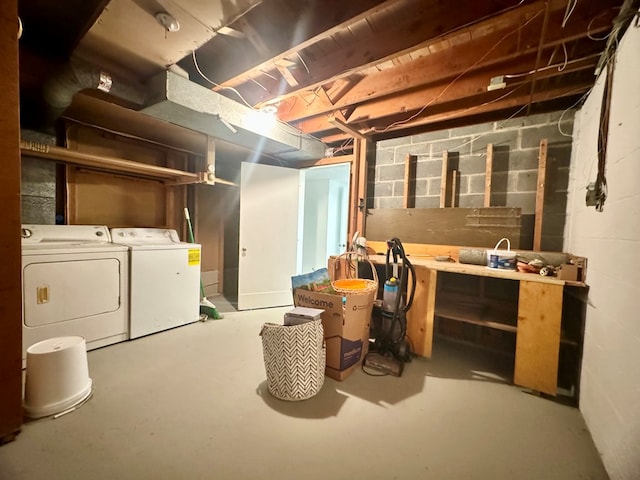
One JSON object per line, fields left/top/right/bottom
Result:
{"left": 260, "top": 319, "right": 325, "bottom": 401}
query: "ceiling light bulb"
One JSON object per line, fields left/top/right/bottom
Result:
{"left": 155, "top": 12, "right": 180, "bottom": 33}
{"left": 261, "top": 105, "right": 278, "bottom": 115}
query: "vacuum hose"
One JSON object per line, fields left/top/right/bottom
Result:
{"left": 383, "top": 238, "right": 416, "bottom": 351}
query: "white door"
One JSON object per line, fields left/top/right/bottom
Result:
{"left": 238, "top": 162, "right": 301, "bottom": 310}
{"left": 300, "top": 163, "right": 350, "bottom": 272}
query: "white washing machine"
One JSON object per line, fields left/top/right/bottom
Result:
{"left": 21, "top": 225, "right": 129, "bottom": 365}
{"left": 110, "top": 228, "right": 201, "bottom": 339}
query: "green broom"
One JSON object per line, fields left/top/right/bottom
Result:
{"left": 184, "top": 207, "right": 223, "bottom": 320}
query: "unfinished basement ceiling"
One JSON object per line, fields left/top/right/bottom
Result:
{"left": 18, "top": 0, "right": 639, "bottom": 157}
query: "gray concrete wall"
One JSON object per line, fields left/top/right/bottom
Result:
{"left": 371, "top": 110, "right": 575, "bottom": 250}
{"left": 20, "top": 130, "right": 57, "bottom": 225}
{"left": 565, "top": 24, "right": 640, "bottom": 480}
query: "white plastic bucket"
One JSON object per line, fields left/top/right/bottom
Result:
{"left": 487, "top": 238, "right": 517, "bottom": 270}
{"left": 24, "top": 336, "right": 93, "bottom": 418}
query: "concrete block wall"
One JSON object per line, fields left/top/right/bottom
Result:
{"left": 372, "top": 110, "right": 575, "bottom": 250}
{"left": 565, "top": 24, "right": 640, "bottom": 480}
{"left": 20, "top": 130, "right": 57, "bottom": 225}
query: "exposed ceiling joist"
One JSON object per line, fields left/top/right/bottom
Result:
{"left": 19, "top": 0, "right": 635, "bottom": 157}
{"left": 278, "top": 3, "right": 615, "bottom": 124}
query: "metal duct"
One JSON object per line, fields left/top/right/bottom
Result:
{"left": 141, "top": 70, "right": 326, "bottom": 162}
{"left": 42, "top": 58, "right": 147, "bottom": 127}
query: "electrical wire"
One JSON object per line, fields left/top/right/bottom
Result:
{"left": 250, "top": 77, "right": 268, "bottom": 92}
{"left": 558, "top": 42, "right": 568, "bottom": 71}
{"left": 297, "top": 52, "right": 310, "bottom": 74}
{"left": 503, "top": 52, "right": 600, "bottom": 78}
{"left": 373, "top": 9, "right": 545, "bottom": 133}
{"left": 260, "top": 70, "right": 278, "bottom": 81}
{"left": 192, "top": 50, "right": 323, "bottom": 145}
{"left": 587, "top": 8, "right": 621, "bottom": 41}
{"left": 562, "top": 0, "right": 578, "bottom": 28}
{"left": 557, "top": 88, "right": 591, "bottom": 137}
{"left": 191, "top": 50, "right": 256, "bottom": 109}
{"left": 335, "top": 137, "right": 354, "bottom": 154}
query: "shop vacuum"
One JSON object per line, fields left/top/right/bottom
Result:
{"left": 364, "top": 237, "right": 416, "bottom": 377}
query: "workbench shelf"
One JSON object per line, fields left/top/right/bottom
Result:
{"left": 434, "top": 304, "right": 517, "bottom": 333}
{"left": 434, "top": 272, "right": 519, "bottom": 355}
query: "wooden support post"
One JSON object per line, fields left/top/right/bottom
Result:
{"left": 406, "top": 268, "right": 437, "bottom": 358}
{"left": 484, "top": 143, "right": 493, "bottom": 207}
{"left": 450, "top": 169, "right": 458, "bottom": 207}
{"left": 533, "top": 139, "right": 548, "bottom": 251}
{"left": 356, "top": 138, "right": 369, "bottom": 237}
{"left": 403, "top": 154, "right": 417, "bottom": 208}
{"left": 349, "top": 138, "right": 369, "bottom": 243}
{"left": 439, "top": 150, "right": 449, "bottom": 208}
{"left": 0, "top": 0, "right": 24, "bottom": 441}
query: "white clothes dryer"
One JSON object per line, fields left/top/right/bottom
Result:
{"left": 110, "top": 228, "right": 201, "bottom": 339}
{"left": 21, "top": 225, "right": 129, "bottom": 366}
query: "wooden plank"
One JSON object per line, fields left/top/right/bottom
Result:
{"left": 354, "top": 138, "right": 369, "bottom": 239}
{"left": 0, "top": 0, "right": 24, "bottom": 441}
{"left": 297, "top": 51, "right": 596, "bottom": 135}
{"left": 295, "top": 153, "right": 355, "bottom": 169}
{"left": 328, "top": 113, "right": 368, "bottom": 140}
{"left": 440, "top": 150, "right": 449, "bottom": 208}
{"left": 69, "top": 169, "right": 167, "bottom": 227}
{"left": 317, "top": 79, "right": 592, "bottom": 141}
{"left": 214, "top": 0, "right": 398, "bottom": 92}
{"left": 435, "top": 305, "right": 518, "bottom": 333}
{"left": 367, "top": 240, "right": 465, "bottom": 261}
{"left": 368, "top": 254, "right": 567, "bottom": 286}
{"left": 514, "top": 281, "right": 563, "bottom": 395}
{"left": 534, "top": 139, "right": 548, "bottom": 251}
{"left": 278, "top": 0, "right": 606, "bottom": 123}
{"left": 365, "top": 207, "right": 522, "bottom": 248}
{"left": 20, "top": 142, "right": 198, "bottom": 182}
{"left": 227, "top": 0, "right": 579, "bottom": 106}
{"left": 451, "top": 169, "right": 458, "bottom": 207}
{"left": 403, "top": 154, "right": 416, "bottom": 208}
{"left": 275, "top": 64, "right": 300, "bottom": 88}
{"left": 406, "top": 268, "right": 437, "bottom": 358}
{"left": 64, "top": 94, "right": 208, "bottom": 157}
{"left": 195, "top": 184, "right": 225, "bottom": 291}
{"left": 484, "top": 143, "right": 493, "bottom": 207}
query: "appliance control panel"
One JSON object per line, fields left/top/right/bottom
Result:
{"left": 110, "top": 228, "right": 182, "bottom": 244}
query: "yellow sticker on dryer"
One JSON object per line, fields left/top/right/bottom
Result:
{"left": 188, "top": 248, "right": 201, "bottom": 266}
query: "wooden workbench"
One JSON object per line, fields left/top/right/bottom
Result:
{"left": 365, "top": 255, "right": 584, "bottom": 396}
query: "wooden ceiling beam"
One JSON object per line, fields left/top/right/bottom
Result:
{"left": 277, "top": 3, "right": 614, "bottom": 123}
{"left": 220, "top": 0, "right": 556, "bottom": 106}
{"left": 208, "top": 0, "right": 399, "bottom": 89}
{"left": 328, "top": 112, "right": 368, "bottom": 141}
{"left": 294, "top": 52, "right": 598, "bottom": 135}
{"left": 320, "top": 80, "right": 591, "bottom": 144}
{"left": 371, "top": 80, "right": 593, "bottom": 135}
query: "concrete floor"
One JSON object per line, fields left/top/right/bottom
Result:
{"left": 0, "top": 306, "right": 608, "bottom": 480}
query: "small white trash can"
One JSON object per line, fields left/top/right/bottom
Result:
{"left": 24, "top": 336, "right": 93, "bottom": 419}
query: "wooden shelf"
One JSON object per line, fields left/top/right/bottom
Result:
{"left": 435, "top": 304, "right": 517, "bottom": 333}
{"left": 20, "top": 141, "right": 199, "bottom": 184}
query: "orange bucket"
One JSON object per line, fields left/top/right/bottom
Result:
{"left": 332, "top": 279, "right": 368, "bottom": 291}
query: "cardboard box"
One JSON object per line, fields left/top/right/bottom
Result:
{"left": 284, "top": 306, "right": 324, "bottom": 326}
{"left": 293, "top": 288, "right": 373, "bottom": 381}
{"left": 556, "top": 264, "right": 579, "bottom": 281}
